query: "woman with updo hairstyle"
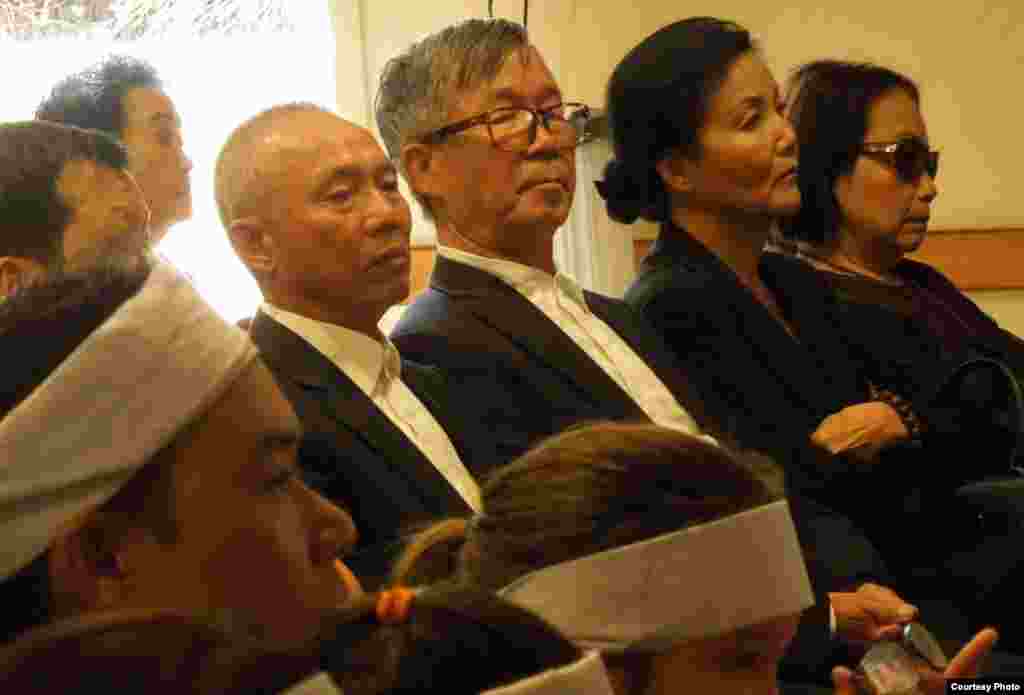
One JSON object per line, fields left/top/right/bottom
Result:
{"left": 599, "top": 18, "right": 934, "bottom": 578}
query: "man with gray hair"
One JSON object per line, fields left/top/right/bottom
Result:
{"left": 377, "top": 19, "right": 718, "bottom": 460}
{"left": 374, "top": 20, "right": 941, "bottom": 687}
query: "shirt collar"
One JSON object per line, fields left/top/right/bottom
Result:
{"left": 262, "top": 303, "right": 400, "bottom": 395}
{"left": 437, "top": 244, "right": 587, "bottom": 310}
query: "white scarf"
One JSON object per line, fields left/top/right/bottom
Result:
{"left": 500, "top": 500, "right": 815, "bottom": 652}
{"left": 0, "top": 260, "right": 258, "bottom": 580}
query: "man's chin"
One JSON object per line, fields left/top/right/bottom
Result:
{"left": 513, "top": 202, "right": 572, "bottom": 232}
{"left": 898, "top": 231, "right": 927, "bottom": 255}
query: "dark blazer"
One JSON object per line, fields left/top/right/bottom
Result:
{"left": 762, "top": 251, "right": 1024, "bottom": 477}
{"left": 250, "top": 311, "right": 476, "bottom": 587}
{"left": 390, "top": 254, "right": 723, "bottom": 463}
{"left": 393, "top": 252, "right": 889, "bottom": 684}
{"left": 625, "top": 227, "right": 908, "bottom": 684}
{"left": 625, "top": 227, "right": 883, "bottom": 504}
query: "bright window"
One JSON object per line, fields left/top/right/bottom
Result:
{"left": 0, "top": 9, "right": 337, "bottom": 322}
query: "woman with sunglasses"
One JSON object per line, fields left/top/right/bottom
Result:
{"left": 767, "top": 60, "right": 1024, "bottom": 477}
{"left": 764, "top": 60, "right": 1024, "bottom": 648}
{"left": 601, "top": 19, "right": 1024, "bottom": 652}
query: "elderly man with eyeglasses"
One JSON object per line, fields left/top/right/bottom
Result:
{"left": 376, "top": 19, "right": 721, "bottom": 464}
{"left": 372, "top": 22, "right": 941, "bottom": 687}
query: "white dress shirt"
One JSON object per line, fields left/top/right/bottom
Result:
{"left": 437, "top": 246, "right": 710, "bottom": 440}
{"left": 282, "top": 673, "right": 343, "bottom": 694}
{"left": 262, "top": 303, "right": 481, "bottom": 511}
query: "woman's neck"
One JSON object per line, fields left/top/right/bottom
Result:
{"left": 668, "top": 205, "right": 774, "bottom": 291}
{"left": 830, "top": 228, "right": 903, "bottom": 283}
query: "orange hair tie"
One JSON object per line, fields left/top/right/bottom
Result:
{"left": 376, "top": 587, "right": 415, "bottom": 624}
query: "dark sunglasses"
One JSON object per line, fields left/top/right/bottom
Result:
{"left": 859, "top": 137, "right": 939, "bottom": 182}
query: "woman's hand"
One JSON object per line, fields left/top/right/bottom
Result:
{"left": 830, "top": 583, "right": 918, "bottom": 643}
{"left": 811, "top": 402, "right": 910, "bottom": 463}
{"left": 831, "top": 627, "right": 998, "bottom": 695}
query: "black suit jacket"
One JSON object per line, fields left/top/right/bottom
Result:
{"left": 390, "top": 254, "right": 724, "bottom": 462}
{"left": 250, "top": 311, "right": 475, "bottom": 587}
{"left": 626, "top": 228, "right": 900, "bottom": 684}
{"left": 625, "top": 227, "right": 888, "bottom": 504}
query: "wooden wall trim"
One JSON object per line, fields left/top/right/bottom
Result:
{"left": 407, "top": 228, "right": 1024, "bottom": 301}
{"left": 634, "top": 228, "right": 1024, "bottom": 292}
{"left": 905, "top": 228, "right": 1024, "bottom": 291}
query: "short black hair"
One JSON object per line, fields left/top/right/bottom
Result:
{"left": 780, "top": 60, "right": 921, "bottom": 245}
{"left": 0, "top": 257, "right": 157, "bottom": 644}
{"left": 0, "top": 120, "right": 129, "bottom": 267}
{"left": 35, "top": 55, "right": 162, "bottom": 138}
{"left": 598, "top": 17, "right": 754, "bottom": 224}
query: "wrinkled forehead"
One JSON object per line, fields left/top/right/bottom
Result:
{"left": 445, "top": 45, "right": 562, "bottom": 117}
{"left": 169, "top": 359, "right": 302, "bottom": 486}
{"left": 261, "top": 114, "right": 392, "bottom": 189}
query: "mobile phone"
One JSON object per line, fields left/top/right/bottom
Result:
{"left": 854, "top": 622, "right": 948, "bottom": 695}
{"left": 902, "top": 623, "right": 948, "bottom": 670}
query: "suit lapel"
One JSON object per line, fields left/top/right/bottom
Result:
{"left": 585, "top": 291, "right": 718, "bottom": 433}
{"left": 250, "top": 311, "right": 472, "bottom": 515}
{"left": 430, "top": 256, "right": 645, "bottom": 418}
{"left": 658, "top": 232, "right": 844, "bottom": 411}
{"left": 758, "top": 252, "right": 869, "bottom": 406}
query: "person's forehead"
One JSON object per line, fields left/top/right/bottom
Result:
{"left": 865, "top": 88, "right": 926, "bottom": 138}
{"left": 269, "top": 115, "right": 390, "bottom": 181}
{"left": 168, "top": 360, "right": 302, "bottom": 497}
{"left": 708, "top": 52, "right": 776, "bottom": 112}
{"left": 121, "top": 87, "right": 181, "bottom": 130}
{"left": 454, "top": 45, "right": 561, "bottom": 112}
{"left": 220, "top": 360, "right": 301, "bottom": 436}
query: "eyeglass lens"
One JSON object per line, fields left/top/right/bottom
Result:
{"left": 489, "top": 106, "right": 588, "bottom": 151}
{"left": 895, "top": 140, "right": 939, "bottom": 181}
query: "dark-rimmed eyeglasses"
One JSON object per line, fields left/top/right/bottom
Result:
{"left": 859, "top": 137, "right": 939, "bottom": 182}
{"left": 420, "top": 102, "right": 591, "bottom": 152}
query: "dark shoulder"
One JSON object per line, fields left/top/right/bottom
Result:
{"left": 626, "top": 252, "right": 717, "bottom": 311}
{"left": 390, "top": 290, "right": 502, "bottom": 369}
{"left": 400, "top": 358, "right": 447, "bottom": 391}
{"left": 390, "top": 287, "right": 453, "bottom": 337}
{"left": 759, "top": 250, "right": 822, "bottom": 282}
{"left": 759, "top": 251, "right": 836, "bottom": 302}
{"left": 894, "top": 258, "right": 959, "bottom": 292}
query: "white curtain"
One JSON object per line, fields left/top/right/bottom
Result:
{"left": 554, "top": 138, "right": 637, "bottom": 298}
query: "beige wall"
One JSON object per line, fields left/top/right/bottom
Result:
{"left": 971, "top": 291, "right": 1024, "bottom": 339}
{"left": 333, "top": 0, "right": 1024, "bottom": 328}
{"left": 348, "top": 0, "right": 1024, "bottom": 229}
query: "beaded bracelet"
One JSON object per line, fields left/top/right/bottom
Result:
{"left": 869, "top": 383, "right": 924, "bottom": 443}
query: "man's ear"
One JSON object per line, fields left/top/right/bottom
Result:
{"left": 401, "top": 143, "right": 444, "bottom": 203}
{"left": 48, "top": 514, "right": 154, "bottom": 613}
{"left": 655, "top": 150, "right": 697, "bottom": 196}
{"left": 0, "top": 256, "right": 46, "bottom": 298}
{"left": 226, "top": 218, "right": 276, "bottom": 279}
